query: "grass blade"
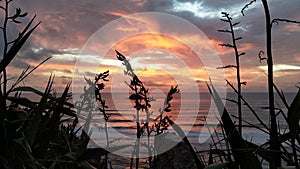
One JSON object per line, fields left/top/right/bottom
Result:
{"left": 25, "top": 75, "right": 53, "bottom": 147}
{"left": 287, "top": 89, "right": 300, "bottom": 140}
{"left": 0, "top": 17, "right": 40, "bottom": 73}
{"left": 207, "top": 82, "right": 262, "bottom": 169}
{"left": 164, "top": 116, "right": 205, "bottom": 169}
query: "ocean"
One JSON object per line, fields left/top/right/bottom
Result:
{"left": 72, "top": 91, "right": 297, "bottom": 167}
{"left": 86, "top": 92, "right": 296, "bottom": 139}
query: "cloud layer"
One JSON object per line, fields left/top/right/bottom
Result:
{"left": 3, "top": 0, "right": 300, "bottom": 92}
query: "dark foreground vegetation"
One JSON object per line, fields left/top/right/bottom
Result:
{"left": 0, "top": 0, "right": 300, "bottom": 169}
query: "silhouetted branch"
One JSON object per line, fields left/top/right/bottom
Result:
{"left": 232, "top": 22, "right": 240, "bottom": 27}
{"left": 225, "top": 79, "right": 270, "bottom": 131}
{"left": 221, "top": 12, "right": 232, "bottom": 19}
{"left": 235, "top": 37, "right": 242, "bottom": 41}
{"left": 271, "top": 18, "right": 300, "bottom": 27}
{"left": 219, "top": 12, "right": 245, "bottom": 134}
{"left": 241, "top": 0, "right": 257, "bottom": 16}
{"left": 218, "top": 29, "right": 232, "bottom": 33}
{"left": 241, "top": 81, "right": 247, "bottom": 86}
{"left": 219, "top": 43, "right": 234, "bottom": 48}
{"left": 217, "top": 65, "right": 237, "bottom": 69}
{"left": 8, "top": 7, "right": 28, "bottom": 24}
{"left": 258, "top": 50, "right": 267, "bottom": 63}
{"left": 239, "top": 52, "right": 246, "bottom": 57}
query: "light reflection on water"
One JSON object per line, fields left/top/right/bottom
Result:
{"left": 76, "top": 92, "right": 296, "bottom": 147}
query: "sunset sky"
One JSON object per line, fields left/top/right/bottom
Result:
{"left": 6, "top": 0, "right": 300, "bottom": 93}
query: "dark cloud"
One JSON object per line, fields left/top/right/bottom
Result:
{"left": 19, "top": 47, "right": 63, "bottom": 61}
{"left": 9, "top": 58, "right": 29, "bottom": 69}
{"left": 144, "top": 0, "right": 173, "bottom": 11}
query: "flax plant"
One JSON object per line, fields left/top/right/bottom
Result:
{"left": 218, "top": 12, "right": 246, "bottom": 135}
{"left": 242, "top": 1, "right": 300, "bottom": 168}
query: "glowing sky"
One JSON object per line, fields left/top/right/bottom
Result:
{"left": 4, "top": 0, "right": 300, "bottom": 92}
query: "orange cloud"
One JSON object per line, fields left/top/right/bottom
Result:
{"left": 113, "top": 34, "right": 184, "bottom": 51}
{"left": 89, "top": 33, "right": 212, "bottom": 90}
{"left": 104, "top": 11, "right": 129, "bottom": 18}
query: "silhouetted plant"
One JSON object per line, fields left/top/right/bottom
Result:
{"left": 94, "top": 70, "right": 111, "bottom": 168}
{"left": 226, "top": 80, "right": 269, "bottom": 131}
{"left": 116, "top": 50, "right": 186, "bottom": 168}
{"left": 0, "top": 1, "right": 119, "bottom": 168}
{"left": 115, "top": 50, "right": 207, "bottom": 169}
{"left": 75, "top": 72, "right": 134, "bottom": 169}
{"left": 0, "top": 73, "right": 107, "bottom": 168}
{"left": 154, "top": 85, "right": 179, "bottom": 135}
{"left": 207, "top": 81, "right": 263, "bottom": 169}
{"left": 242, "top": 1, "right": 300, "bottom": 168}
{"left": 0, "top": 0, "right": 40, "bottom": 111}
{"left": 218, "top": 12, "right": 246, "bottom": 135}
{"left": 161, "top": 115, "right": 206, "bottom": 169}
{"left": 116, "top": 50, "right": 153, "bottom": 169}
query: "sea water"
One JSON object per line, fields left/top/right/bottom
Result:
{"left": 74, "top": 91, "right": 297, "bottom": 167}
{"left": 88, "top": 92, "right": 295, "bottom": 141}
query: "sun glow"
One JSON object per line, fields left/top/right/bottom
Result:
{"left": 94, "top": 33, "right": 210, "bottom": 89}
